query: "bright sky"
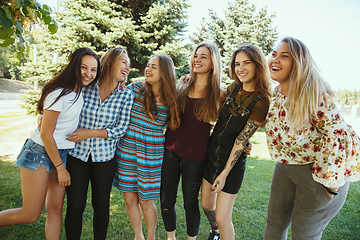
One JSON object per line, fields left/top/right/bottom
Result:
{"left": 39, "top": 0, "right": 360, "bottom": 91}
{"left": 187, "top": 0, "right": 360, "bottom": 91}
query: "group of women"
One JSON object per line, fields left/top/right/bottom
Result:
{"left": 0, "top": 36, "right": 359, "bottom": 240}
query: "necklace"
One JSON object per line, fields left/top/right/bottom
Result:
{"left": 235, "top": 87, "right": 254, "bottom": 114}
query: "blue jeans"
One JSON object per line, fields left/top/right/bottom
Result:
{"left": 14, "top": 138, "right": 68, "bottom": 172}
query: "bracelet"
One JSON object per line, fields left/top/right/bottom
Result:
{"left": 55, "top": 162, "right": 63, "bottom": 168}
{"left": 324, "top": 186, "right": 338, "bottom": 195}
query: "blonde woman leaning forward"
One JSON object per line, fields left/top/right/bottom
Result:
{"left": 264, "top": 37, "right": 360, "bottom": 240}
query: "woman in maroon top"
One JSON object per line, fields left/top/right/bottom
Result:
{"left": 160, "top": 43, "right": 226, "bottom": 240}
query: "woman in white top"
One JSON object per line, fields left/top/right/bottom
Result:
{"left": 0, "top": 48, "right": 100, "bottom": 240}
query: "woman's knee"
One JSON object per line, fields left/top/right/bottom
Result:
{"left": 183, "top": 196, "right": 198, "bottom": 213}
{"left": 21, "top": 210, "right": 42, "bottom": 224}
{"left": 46, "top": 202, "right": 64, "bottom": 216}
{"left": 123, "top": 194, "right": 139, "bottom": 209}
{"left": 139, "top": 199, "right": 155, "bottom": 211}
{"left": 201, "top": 197, "right": 215, "bottom": 211}
{"left": 216, "top": 212, "right": 231, "bottom": 229}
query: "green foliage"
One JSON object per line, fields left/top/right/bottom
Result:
{"left": 20, "top": 60, "right": 65, "bottom": 85}
{"left": 0, "top": 39, "right": 25, "bottom": 79}
{"left": 20, "top": 89, "right": 41, "bottom": 115}
{"left": 189, "top": 0, "right": 278, "bottom": 84}
{"left": 17, "top": 28, "right": 63, "bottom": 85}
{"left": 337, "top": 89, "right": 360, "bottom": 105}
{"left": 26, "top": 0, "right": 190, "bottom": 81}
{"left": 0, "top": 0, "right": 58, "bottom": 59}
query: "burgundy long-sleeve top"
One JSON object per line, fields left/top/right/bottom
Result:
{"left": 165, "top": 97, "right": 211, "bottom": 162}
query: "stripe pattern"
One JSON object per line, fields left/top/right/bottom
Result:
{"left": 113, "top": 82, "right": 168, "bottom": 200}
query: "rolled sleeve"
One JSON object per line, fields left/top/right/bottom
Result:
{"left": 70, "top": 83, "right": 134, "bottom": 162}
{"left": 106, "top": 91, "right": 134, "bottom": 140}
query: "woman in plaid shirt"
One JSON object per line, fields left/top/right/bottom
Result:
{"left": 64, "top": 48, "right": 134, "bottom": 240}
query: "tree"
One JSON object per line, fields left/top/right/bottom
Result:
{"left": 337, "top": 89, "right": 360, "bottom": 106}
{"left": 20, "top": 0, "right": 190, "bottom": 85}
{"left": 0, "top": 0, "right": 58, "bottom": 59}
{"left": 189, "top": 0, "right": 278, "bottom": 85}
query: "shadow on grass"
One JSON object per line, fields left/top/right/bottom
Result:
{"left": 0, "top": 156, "right": 359, "bottom": 239}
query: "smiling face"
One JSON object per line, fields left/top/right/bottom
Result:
{"left": 192, "top": 46, "right": 213, "bottom": 75}
{"left": 145, "top": 56, "right": 161, "bottom": 86}
{"left": 111, "top": 52, "right": 130, "bottom": 83}
{"left": 235, "top": 51, "right": 256, "bottom": 90}
{"left": 268, "top": 41, "right": 294, "bottom": 85}
{"left": 81, "top": 55, "right": 98, "bottom": 86}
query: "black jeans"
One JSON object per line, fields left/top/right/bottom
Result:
{"left": 160, "top": 149, "right": 206, "bottom": 237}
{"left": 65, "top": 154, "right": 116, "bottom": 240}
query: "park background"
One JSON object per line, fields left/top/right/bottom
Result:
{"left": 1, "top": 0, "right": 360, "bottom": 239}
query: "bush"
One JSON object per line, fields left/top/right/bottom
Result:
{"left": 20, "top": 89, "right": 41, "bottom": 116}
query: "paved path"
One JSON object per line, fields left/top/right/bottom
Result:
{"left": 0, "top": 100, "right": 25, "bottom": 114}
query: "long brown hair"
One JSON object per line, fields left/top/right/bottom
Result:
{"left": 37, "top": 48, "right": 100, "bottom": 114}
{"left": 178, "top": 43, "right": 222, "bottom": 123}
{"left": 99, "top": 48, "right": 128, "bottom": 87}
{"left": 229, "top": 44, "right": 271, "bottom": 102}
{"left": 141, "top": 55, "right": 180, "bottom": 130}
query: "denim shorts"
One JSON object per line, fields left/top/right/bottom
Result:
{"left": 14, "top": 139, "right": 69, "bottom": 173}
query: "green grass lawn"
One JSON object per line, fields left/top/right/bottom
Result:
{"left": 0, "top": 113, "right": 359, "bottom": 239}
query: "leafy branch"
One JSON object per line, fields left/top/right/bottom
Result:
{"left": 0, "top": 0, "right": 58, "bottom": 58}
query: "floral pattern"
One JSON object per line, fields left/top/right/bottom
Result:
{"left": 266, "top": 90, "right": 360, "bottom": 188}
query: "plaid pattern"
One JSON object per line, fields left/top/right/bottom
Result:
{"left": 69, "top": 82, "right": 134, "bottom": 162}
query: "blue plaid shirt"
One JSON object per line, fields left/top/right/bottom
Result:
{"left": 69, "top": 82, "right": 134, "bottom": 162}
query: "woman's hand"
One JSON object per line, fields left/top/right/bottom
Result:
{"left": 66, "top": 129, "right": 92, "bottom": 142}
{"left": 324, "top": 186, "right": 340, "bottom": 198}
{"left": 244, "top": 141, "right": 253, "bottom": 155}
{"left": 37, "top": 115, "right": 43, "bottom": 131}
{"left": 210, "top": 172, "right": 227, "bottom": 193}
{"left": 180, "top": 74, "right": 190, "bottom": 83}
{"left": 56, "top": 165, "right": 71, "bottom": 186}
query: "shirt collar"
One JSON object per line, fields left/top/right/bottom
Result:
{"left": 116, "top": 82, "right": 125, "bottom": 93}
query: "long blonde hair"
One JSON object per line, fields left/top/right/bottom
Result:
{"left": 178, "top": 43, "right": 222, "bottom": 123}
{"left": 141, "top": 55, "right": 181, "bottom": 130}
{"left": 282, "top": 37, "right": 336, "bottom": 130}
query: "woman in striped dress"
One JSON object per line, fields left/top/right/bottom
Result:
{"left": 113, "top": 54, "right": 180, "bottom": 240}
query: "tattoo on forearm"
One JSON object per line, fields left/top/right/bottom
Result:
{"left": 231, "top": 120, "right": 261, "bottom": 167}
{"left": 203, "top": 209, "right": 218, "bottom": 227}
{"left": 235, "top": 119, "right": 261, "bottom": 146}
{"left": 230, "top": 150, "right": 242, "bottom": 167}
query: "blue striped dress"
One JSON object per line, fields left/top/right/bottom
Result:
{"left": 113, "top": 81, "right": 168, "bottom": 200}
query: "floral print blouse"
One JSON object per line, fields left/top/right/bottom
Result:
{"left": 266, "top": 89, "right": 360, "bottom": 188}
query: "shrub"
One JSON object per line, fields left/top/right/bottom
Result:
{"left": 20, "top": 89, "right": 41, "bottom": 116}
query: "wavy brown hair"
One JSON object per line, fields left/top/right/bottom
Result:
{"left": 229, "top": 43, "right": 271, "bottom": 102}
{"left": 141, "top": 55, "right": 180, "bottom": 130}
{"left": 178, "top": 43, "right": 222, "bottom": 123}
{"left": 99, "top": 48, "right": 128, "bottom": 87}
{"left": 37, "top": 48, "right": 100, "bottom": 114}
